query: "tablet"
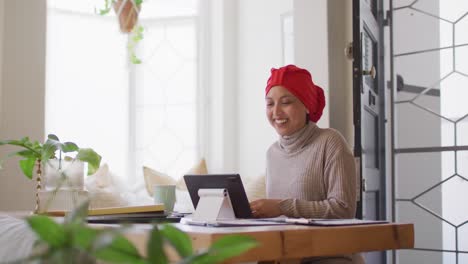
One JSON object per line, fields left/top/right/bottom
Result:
{"left": 184, "top": 174, "right": 253, "bottom": 218}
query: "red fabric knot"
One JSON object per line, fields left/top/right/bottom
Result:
{"left": 265, "top": 64, "right": 325, "bottom": 123}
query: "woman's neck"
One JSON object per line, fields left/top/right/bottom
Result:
{"left": 279, "top": 123, "right": 317, "bottom": 153}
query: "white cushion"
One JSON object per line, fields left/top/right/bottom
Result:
{"left": 0, "top": 215, "right": 36, "bottom": 262}
{"left": 85, "top": 163, "right": 128, "bottom": 209}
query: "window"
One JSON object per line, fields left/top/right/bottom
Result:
{"left": 46, "top": 0, "right": 200, "bottom": 186}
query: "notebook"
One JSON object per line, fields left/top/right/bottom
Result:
{"left": 88, "top": 204, "right": 165, "bottom": 216}
{"left": 257, "top": 217, "right": 389, "bottom": 226}
{"left": 44, "top": 204, "right": 165, "bottom": 217}
{"left": 180, "top": 217, "right": 288, "bottom": 227}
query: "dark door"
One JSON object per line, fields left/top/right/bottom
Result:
{"left": 353, "top": 0, "right": 387, "bottom": 263}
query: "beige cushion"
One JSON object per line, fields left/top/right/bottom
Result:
{"left": 175, "top": 158, "right": 208, "bottom": 190}
{"left": 142, "top": 160, "right": 266, "bottom": 210}
{"left": 143, "top": 158, "right": 208, "bottom": 196}
{"left": 142, "top": 159, "right": 208, "bottom": 213}
{"left": 143, "top": 166, "right": 176, "bottom": 196}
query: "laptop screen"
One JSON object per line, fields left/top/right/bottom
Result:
{"left": 184, "top": 174, "right": 253, "bottom": 218}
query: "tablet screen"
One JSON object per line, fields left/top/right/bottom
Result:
{"left": 184, "top": 174, "right": 253, "bottom": 218}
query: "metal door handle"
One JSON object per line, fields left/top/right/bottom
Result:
{"left": 362, "top": 65, "right": 376, "bottom": 79}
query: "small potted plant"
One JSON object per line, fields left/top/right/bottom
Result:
{"left": 0, "top": 134, "right": 102, "bottom": 213}
{"left": 97, "top": 0, "right": 144, "bottom": 64}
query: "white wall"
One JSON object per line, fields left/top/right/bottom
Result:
{"left": 0, "top": 0, "right": 3, "bottom": 124}
{"left": 327, "top": 0, "right": 353, "bottom": 146}
{"left": 203, "top": 0, "right": 241, "bottom": 174}
{"left": 294, "top": 0, "right": 330, "bottom": 129}
{"left": 0, "top": 0, "right": 47, "bottom": 211}
{"left": 236, "top": 0, "right": 293, "bottom": 179}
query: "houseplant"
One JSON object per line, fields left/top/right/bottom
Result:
{"left": 97, "top": 0, "right": 144, "bottom": 64}
{"left": 23, "top": 201, "right": 258, "bottom": 264}
{"left": 0, "top": 134, "right": 102, "bottom": 212}
{"left": 0, "top": 134, "right": 101, "bottom": 179}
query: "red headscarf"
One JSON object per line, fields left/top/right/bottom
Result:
{"left": 265, "top": 64, "right": 325, "bottom": 123}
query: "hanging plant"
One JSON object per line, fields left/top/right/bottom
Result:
{"left": 112, "top": 0, "right": 142, "bottom": 33}
{"left": 97, "top": 0, "right": 144, "bottom": 64}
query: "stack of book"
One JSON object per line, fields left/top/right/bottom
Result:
{"left": 46, "top": 204, "right": 182, "bottom": 224}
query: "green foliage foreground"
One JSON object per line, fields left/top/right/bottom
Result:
{"left": 19, "top": 202, "right": 258, "bottom": 264}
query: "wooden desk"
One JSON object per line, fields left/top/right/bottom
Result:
{"left": 125, "top": 222, "right": 414, "bottom": 263}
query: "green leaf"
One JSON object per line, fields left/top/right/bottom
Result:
{"left": 137, "top": 25, "right": 144, "bottom": 33}
{"left": 26, "top": 215, "right": 67, "bottom": 248}
{"left": 159, "top": 224, "right": 192, "bottom": 258}
{"left": 2, "top": 149, "right": 38, "bottom": 162}
{"left": 19, "top": 158, "right": 36, "bottom": 179}
{"left": 0, "top": 138, "right": 29, "bottom": 147}
{"left": 130, "top": 53, "right": 142, "bottom": 64}
{"left": 94, "top": 233, "right": 144, "bottom": 263}
{"left": 0, "top": 138, "right": 42, "bottom": 157}
{"left": 96, "top": 0, "right": 114, "bottom": 15}
{"left": 0, "top": 134, "right": 102, "bottom": 181}
{"left": 147, "top": 225, "right": 168, "bottom": 264}
{"left": 194, "top": 235, "right": 258, "bottom": 264}
{"left": 71, "top": 225, "right": 98, "bottom": 250}
{"left": 43, "top": 134, "right": 63, "bottom": 155}
{"left": 42, "top": 140, "right": 58, "bottom": 161}
{"left": 127, "top": 24, "right": 144, "bottom": 65}
{"left": 76, "top": 148, "right": 102, "bottom": 175}
{"left": 16, "top": 149, "right": 38, "bottom": 159}
{"left": 0, "top": 141, "right": 40, "bottom": 179}
{"left": 98, "top": 7, "right": 112, "bottom": 15}
{"left": 48, "top": 134, "right": 60, "bottom": 141}
{"left": 62, "top": 142, "right": 79, "bottom": 153}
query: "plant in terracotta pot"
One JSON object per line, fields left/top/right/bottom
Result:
{"left": 0, "top": 134, "right": 102, "bottom": 212}
{"left": 114, "top": 0, "right": 142, "bottom": 33}
{"left": 97, "top": 0, "right": 144, "bottom": 64}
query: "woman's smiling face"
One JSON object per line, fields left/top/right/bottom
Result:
{"left": 266, "top": 85, "right": 308, "bottom": 136}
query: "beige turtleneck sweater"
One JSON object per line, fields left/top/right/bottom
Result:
{"left": 266, "top": 122, "right": 357, "bottom": 219}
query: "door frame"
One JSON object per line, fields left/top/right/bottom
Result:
{"left": 352, "top": 0, "right": 387, "bottom": 222}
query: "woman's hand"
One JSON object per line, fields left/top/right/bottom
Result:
{"left": 249, "top": 199, "right": 282, "bottom": 218}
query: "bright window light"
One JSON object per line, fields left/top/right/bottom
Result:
{"left": 46, "top": 0, "right": 199, "bottom": 188}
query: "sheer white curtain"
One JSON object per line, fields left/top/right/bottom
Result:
{"left": 46, "top": 0, "right": 199, "bottom": 187}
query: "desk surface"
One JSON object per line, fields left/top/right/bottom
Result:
{"left": 125, "top": 222, "right": 414, "bottom": 262}
{"left": 3, "top": 212, "right": 413, "bottom": 262}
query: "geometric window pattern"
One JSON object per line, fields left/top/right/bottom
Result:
{"left": 392, "top": 1, "right": 468, "bottom": 263}
{"left": 132, "top": 16, "right": 199, "bottom": 182}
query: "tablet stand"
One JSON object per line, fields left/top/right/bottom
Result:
{"left": 192, "top": 188, "right": 236, "bottom": 221}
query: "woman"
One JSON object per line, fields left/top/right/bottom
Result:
{"left": 250, "top": 64, "right": 360, "bottom": 264}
